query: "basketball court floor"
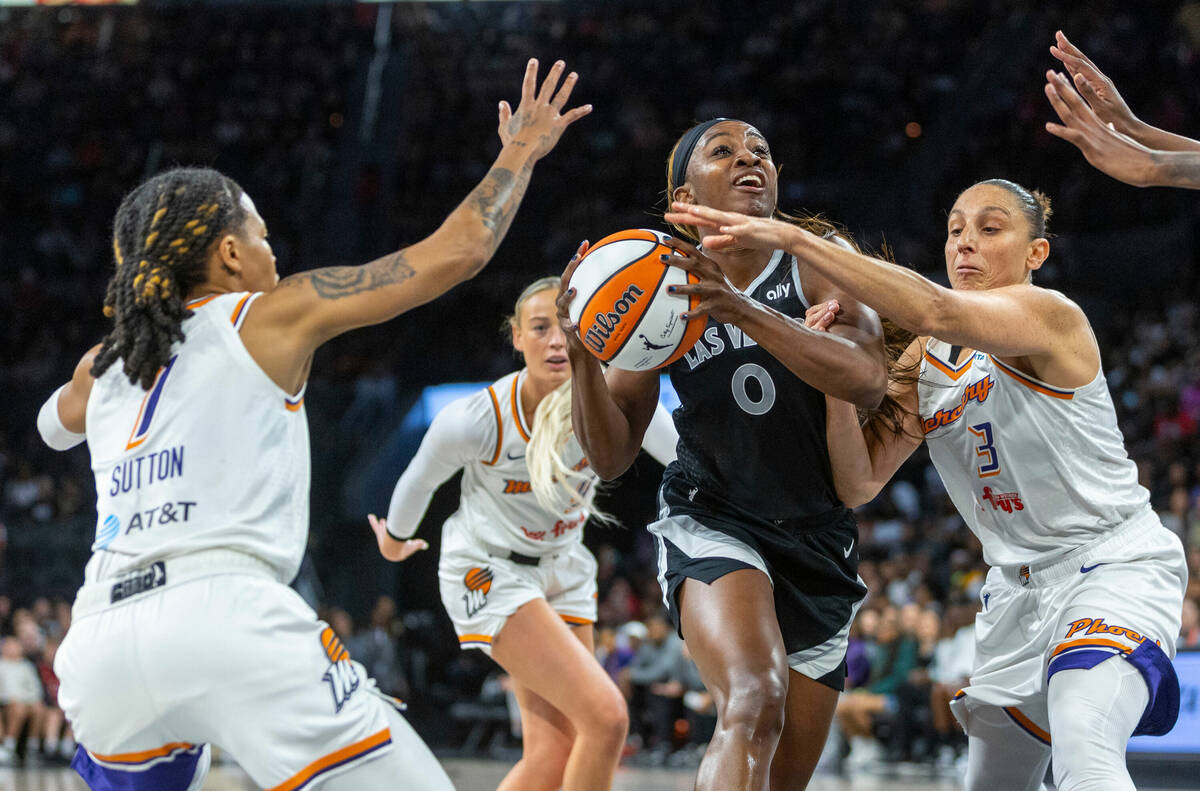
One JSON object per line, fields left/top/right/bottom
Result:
{"left": 0, "top": 762, "right": 960, "bottom": 790}
{"left": 0, "top": 760, "right": 1184, "bottom": 790}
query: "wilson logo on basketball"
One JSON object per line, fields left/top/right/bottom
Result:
{"left": 463, "top": 566, "right": 493, "bottom": 617}
{"left": 583, "top": 284, "right": 644, "bottom": 355}
{"left": 503, "top": 479, "right": 532, "bottom": 494}
{"left": 319, "top": 627, "right": 360, "bottom": 714}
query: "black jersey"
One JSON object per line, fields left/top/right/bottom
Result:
{"left": 664, "top": 249, "right": 841, "bottom": 520}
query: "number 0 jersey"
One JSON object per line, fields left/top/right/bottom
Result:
{"left": 918, "top": 337, "right": 1151, "bottom": 566}
{"left": 664, "top": 249, "right": 841, "bottom": 520}
{"left": 84, "top": 292, "right": 310, "bottom": 585}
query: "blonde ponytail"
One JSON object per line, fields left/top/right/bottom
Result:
{"left": 527, "top": 379, "right": 614, "bottom": 523}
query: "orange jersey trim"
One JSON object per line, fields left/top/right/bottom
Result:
{"left": 510, "top": 376, "right": 531, "bottom": 442}
{"left": 266, "top": 728, "right": 392, "bottom": 791}
{"left": 923, "top": 349, "right": 974, "bottom": 381}
{"left": 285, "top": 396, "right": 305, "bottom": 412}
{"left": 1004, "top": 706, "right": 1051, "bottom": 745}
{"left": 1051, "top": 637, "right": 1131, "bottom": 658}
{"left": 482, "top": 387, "right": 503, "bottom": 465}
{"left": 988, "top": 355, "right": 1075, "bottom": 400}
{"left": 561, "top": 614, "right": 593, "bottom": 626}
{"left": 229, "top": 293, "right": 252, "bottom": 326}
{"left": 458, "top": 633, "right": 493, "bottom": 644}
{"left": 91, "top": 742, "right": 194, "bottom": 765}
{"left": 185, "top": 294, "right": 221, "bottom": 309}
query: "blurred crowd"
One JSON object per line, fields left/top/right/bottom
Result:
{"left": 0, "top": 0, "right": 1198, "bottom": 772}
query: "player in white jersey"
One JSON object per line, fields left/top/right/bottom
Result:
{"left": 367, "top": 276, "right": 677, "bottom": 791}
{"left": 34, "top": 60, "right": 591, "bottom": 791}
{"left": 667, "top": 179, "right": 1187, "bottom": 791}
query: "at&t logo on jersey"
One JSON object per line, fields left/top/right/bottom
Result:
{"left": 583, "top": 285, "right": 644, "bottom": 355}
{"left": 319, "top": 627, "right": 360, "bottom": 714}
{"left": 981, "top": 486, "right": 1023, "bottom": 513}
{"left": 463, "top": 567, "right": 493, "bottom": 618}
{"left": 923, "top": 375, "right": 995, "bottom": 433}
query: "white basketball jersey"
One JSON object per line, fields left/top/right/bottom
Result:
{"left": 83, "top": 292, "right": 310, "bottom": 584}
{"left": 445, "top": 370, "right": 592, "bottom": 556}
{"left": 918, "top": 338, "right": 1150, "bottom": 567}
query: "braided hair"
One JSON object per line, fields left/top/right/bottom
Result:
{"left": 92, "top": 168, "right": 248, "bottom": 390}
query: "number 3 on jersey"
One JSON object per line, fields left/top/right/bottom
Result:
{"left": 968, "top": 421, "right": 1001, "bottom": 478}
{"left": 731, "top": 363, "right": 776, "bottom": 416}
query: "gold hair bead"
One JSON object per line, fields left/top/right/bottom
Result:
{"left": 103, "top": 305, "right": 115, "bottom": 318}
{"left": 191, "top": 225, "right": 208, "bottom": 236}
{"left": 151, "top": 207, "right": 168, "bottom": 228}
{"left": 144, "top": 231, "right": 159, "bottom": 249}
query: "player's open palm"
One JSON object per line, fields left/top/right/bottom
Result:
{"left": 367, "top": 514, "right": 429, "bottom": 562}
{"left": 498, "top": 59, "right": 592, "bottom": 161}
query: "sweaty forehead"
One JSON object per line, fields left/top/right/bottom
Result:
{"left": 950, "top": 187, "right": 1021, "bottom": 220}
{"left": 701, "top": 121, "right": 766, "bottom": 147}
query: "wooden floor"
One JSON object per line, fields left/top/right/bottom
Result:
{"left": 0, "top": 758, "right": 1184, "bottom": 790}
{"left": 0, "top": 760, "right": 962, "bottom": 791}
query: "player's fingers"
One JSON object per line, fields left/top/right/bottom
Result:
{"left": 1044, "top": 121, "right": 1085, "bottom": 146}
{"left": 666, "top": 283, "right": 701, "bottom": 297}
{"left": 551, "top": 70, "right": 578, "bottom": 110}
{"left": 1044, "top": 74, "right": 1080, "bottom": 125}
{"left": 560, "top": 103, "right": 593, "bottom": 127}
{"left": 537, "top": 60, "right": 566, "bottom": 104}
{"left": 498, "top": 100, "right": 512, "bottom": 129}
{"left": 662, "top": 252, "right": 699, "bottom": 273}
{"left": 1051, "top": 71, "right": 1098, "bottom": 120}
{"left": 520, "top": 58, "right": 538, "bottom": 105}
{"left": 698, "top": 232, "right": 737, "bottom": 250}
{"left": 1055, "top": 30, "right": 1091, "bottom": 64}
{"left": 662, "top": 234, "right": 700, "bottom": 258}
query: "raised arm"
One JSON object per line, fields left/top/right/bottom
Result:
{"left": 556, "top": 243, "right": 662, "bottom": 480}
{"left": 367, "top": 395, "right": 493, "bottom": 562}
{"left": 246, "top": 60, "right": 592, "bottom": 389}
{"left": 1050, "top": 31, "right": 1200, "bottom": 156}
{"left": 36, "top": 344, "right": 101, "bottom": 447}
{"left": 664, "top": 204, "right": 1097, "bottom": 384}
{"left": 663, "top": 236, "right": 887, "bottom": 409}
{"left": 1043, "top": 69, "right": 1200, "bottom": 190}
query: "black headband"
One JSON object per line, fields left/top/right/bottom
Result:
{"left": 670, "top": 118, "right": 729, "bottom": 193}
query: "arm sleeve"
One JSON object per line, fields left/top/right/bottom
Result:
{"left": 639, "top": 400, "right": 678, "bottom": 467}
{"left": 384, "top": 394, "right": 496, "bottom": 540}
{"left": 37, "top": 385, "right": 86, "bottom": 451}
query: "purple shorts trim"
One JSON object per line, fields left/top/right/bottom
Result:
{"left": 72, "top": 744, "right": 205, "bottom": 791}
{"left": 1047, "top": 640, "right": 1180, "bottom": 737}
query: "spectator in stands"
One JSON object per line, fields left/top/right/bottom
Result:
{"left": 624, "top": 615, "right": 682, "bottom": 754}
{"left": 348, "top": 595, "right": 409, "bottom": 698}
{"left": 835, "top": 606, "right": 918, "bottom": 766}
{"left": 35, "top": 636, "right": 73, "bottom": 764}
{"left": 0, "top": 636, "right": 44, "bottom": 764}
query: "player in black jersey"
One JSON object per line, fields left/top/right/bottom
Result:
{"left": 557, "top": 119, "right": 889, "bottom": 791}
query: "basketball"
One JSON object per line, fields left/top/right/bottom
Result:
{"left": 566, "top": 229, "right": 706, "bottom": 371}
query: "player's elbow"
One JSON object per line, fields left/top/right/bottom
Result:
{"left": 848, "top": 367, "right": 888, "bottom": 411}
{"left": 837, "top": 480, "right": 883, "bottom": 509}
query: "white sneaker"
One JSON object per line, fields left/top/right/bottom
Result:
{"left": 847, "top": 736, "right": 883, "bottom": 770}
{"left": 0, "top": 745, "right": 15, "bottom": 766}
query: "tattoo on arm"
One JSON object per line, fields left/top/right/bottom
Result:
{"left": 287, "top": 251, "right": 416, "bottom": 299}
{"left": 1152, "top": 151, "right": 1200, "bottom": 189}
{"left": 469, "top": 162, "right": 534, "bottom": 253}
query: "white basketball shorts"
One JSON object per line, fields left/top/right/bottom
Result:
{"left": 950, "top": 511, "right": 1187, "bottom": 745}
{"left": 56, "top": 549, "right": 420, "bottom": 790}
{"left": 438, "top": 536, "right": 597, "bottom": 655}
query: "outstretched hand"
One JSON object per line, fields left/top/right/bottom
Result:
{"left": 367, "top": 514, "right": 429, "bottom": 562}
{"left": 1049, "top": 30, "right": 1138, "bottom": 135}
{"left": 497, "top": 59, "right": 592, "bottom": 161}
{"left": 664, "top": 202, "right": 805, "bottom": 254}
{"left": 659, "top": 236, "right": 750, "bottom": 324}
{"left": 1043, "top": 70, "right": 1158, "bottom": 187}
